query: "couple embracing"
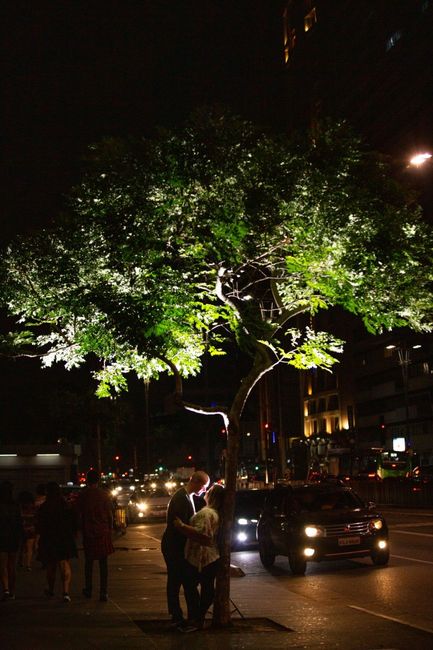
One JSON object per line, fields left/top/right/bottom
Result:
{"left": 161, "top": 471, "right": 225, "bottom": 631}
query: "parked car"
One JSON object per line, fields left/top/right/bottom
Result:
{"left": 111, "top": 479, "right": 139, "bottom": 507}
{"left": 257, "top": 483, "right": 389, "bottom": 575}
{"left": 232, "top": 489, "right": 269, "bottom": 549}
{"left": 128, "top": 487, "right": 170, "bottom": 523}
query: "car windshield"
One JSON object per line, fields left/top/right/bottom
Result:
{"left": 293, "top": 488, "right": 364, "bottom": 512}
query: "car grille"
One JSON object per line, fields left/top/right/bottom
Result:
{"left": 324, "top": 521, "right": 370, "bottom": 537}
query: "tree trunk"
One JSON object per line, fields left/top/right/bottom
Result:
{"left": 212, "top": 414, "right": 239, "bottom": 627}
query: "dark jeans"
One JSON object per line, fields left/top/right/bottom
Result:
{"left": 161, "top": 539, "right": 199, "bottom": 623}
{"left": 84, "top": 556, "right": 108, "bottom": 595}
{"left": 197, "top": 559, "right": 219, "bottom": 621}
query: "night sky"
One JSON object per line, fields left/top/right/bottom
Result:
{"left": 3, "top": 0, "right": 284, "bottom": 244}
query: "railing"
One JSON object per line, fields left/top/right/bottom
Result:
{"left": 236, "top": 478, "right": 433, "bottom": 508}
{"left": 349, "top": 480, "right": 433, "bottom": 508}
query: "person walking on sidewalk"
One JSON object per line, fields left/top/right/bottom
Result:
{"left": 18, "top": 491, "right": 37, "bottom": 571}
{"left": 36, "top": 481, "right": 78, "bottom": 602}
{"left": 174, "top": 483, "right": 225, "bottom": 628}
{"left": 0, "top": 481, "right": 23, "bottom": 601}
{"left": 161, "top": 471, "right": 210, "bottom": 629}
{"left": 76, "top": 469, "right": 114, "bottom": 602}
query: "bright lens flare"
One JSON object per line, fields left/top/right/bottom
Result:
{"left": 409, "top": 152, "right": 432, "bottom": 167}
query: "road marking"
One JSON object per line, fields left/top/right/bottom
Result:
{"left": 135, "top": 530, "right": 162, "bottom": 544}
{"left": 391, "top": 554, "right": 433, "bottom": 565}
{"left": 348, "top": 605, "right": 433, "bottom": 635}
{"left": 388, "top": 522, "right": 433, "bottom": 529}
{"left": 382, "top": 511, "right": 433, "bottom": 517}
{"left": 391, "top": 529, "right": 433, "bottom": 538}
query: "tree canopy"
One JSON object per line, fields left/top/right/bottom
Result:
{"left": 1, "top": 109, "right": 432, "bottom": 624}
{"left": 2, "top": 112, "right": 431, "bottom": 396}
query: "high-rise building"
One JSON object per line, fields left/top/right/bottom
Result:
{"left": 280, "top": 1, "right": 433, "bottom": 464}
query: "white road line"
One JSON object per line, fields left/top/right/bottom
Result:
{"left": 348, "top": 605, "right": 433, "bottom": 635}
{"left": 389, "top": 522, "right": 433, "bottom": 529}
{"left": 391, "top": 529, "right": 433, "bottom": 538}
{"left": 382, "top": 511, "right": 433, "bottom": 517}
{"left": 391, "top": 554, "right": 433, "bottom": 565}
{"left": 135, "top": 530, "right": 162, "bottom": 544}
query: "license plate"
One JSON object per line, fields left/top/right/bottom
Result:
{"left": 338, "top": 535, "right": 360, "bottom": 546}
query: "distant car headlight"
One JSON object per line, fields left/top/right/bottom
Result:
{"left": 369, "top": 518, "right": 383, "bottom": 531}
{"left": 137, "top": 502, "right": 149, "bottom": 512}
{"left": 237, "top": 518, "right": 248, "bottom": 526}
{"left": 111, "top": 489, "right": 117, "bottom": 497}
{"left": 304, "top": 525, "right": 324, "bottom": 538}
{"left": 237, "top": 532, "right": 248, "bottom": 542}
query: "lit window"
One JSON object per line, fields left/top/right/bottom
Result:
{"left": 283, "top": 8, "right": 296, "bottom": 64}
{"left": 304, "top": 7, "right": 317, "bottom": 32}
{"left": 386, "top": 30, "right": 402, "bottom": 51}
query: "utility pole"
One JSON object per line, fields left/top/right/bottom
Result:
{"left": 397, "top": 345, "right": 411, "bottom": 442}
{"left": 96, "top": 420, "right": 102, "bottom": 475}
{"left": 143, "top": 379, "right": 151, "bottom": 474}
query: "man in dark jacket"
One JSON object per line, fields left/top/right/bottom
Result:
{"left": 76, "top": 470, "right": 114, "bottom": 602}
{"left": 161, "top": 471, "right": 209, "bottom": 628}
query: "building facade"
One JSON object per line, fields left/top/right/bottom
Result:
{"left": 281, "top": 1, "right": 433, "bottom": 463}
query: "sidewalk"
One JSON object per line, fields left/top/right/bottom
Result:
{"left": 2, "top": 525, "right": 432, "bottom": 649}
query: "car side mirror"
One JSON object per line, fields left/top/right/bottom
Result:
{"left": 367, "top": 500, "right": 376, "bottom": 509}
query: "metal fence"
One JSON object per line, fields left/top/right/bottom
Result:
{"left": 349, "top": 480, "right": 433, "bottom": 508}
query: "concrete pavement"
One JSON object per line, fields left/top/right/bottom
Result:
{"left": 2, "top": 524, "right": 433, "bottom": 649}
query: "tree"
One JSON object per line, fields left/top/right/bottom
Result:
{"left": 1, "top": 110, "right": 432, "bottom": 625}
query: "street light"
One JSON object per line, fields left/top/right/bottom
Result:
{"left": 409, "top": 152, "right": 432, "bottom": 167}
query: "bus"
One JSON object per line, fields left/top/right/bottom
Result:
{"left": 327, "top": 447, "right": 418, "bottom": 481}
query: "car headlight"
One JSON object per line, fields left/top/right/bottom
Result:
{"left": 304, "top": 525, "right": 324, "bottom": 538}
{"left": 237, "top": 518, "right": 248, "bottom": 526}
{"left": 369, "top": 518, "right": 383, "bottom": 531}
{"left": 137, "top": 502, "right": 149, "bottom": 512}
{"left": 237, "top": 532, "right": 248, "bottom": 542}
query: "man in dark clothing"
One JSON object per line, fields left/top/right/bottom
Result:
{"left": 76, "top": 470, "right": 114, "bottom": 602}
{"left": 161, "top": 471, "right": 210, "bottom": 628}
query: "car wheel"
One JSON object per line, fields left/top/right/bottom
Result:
{"left": 259, "top": 540, "right": 275, "bottom": 568}
{"left": 371, "top": 547, "right": 390, "bottom": 566}
{"left": 288, "top": 552, "right": 307, "bottom": 576}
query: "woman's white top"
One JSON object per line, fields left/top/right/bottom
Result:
{"left": 185, "top": 505, "right": 220, "bottom": 571}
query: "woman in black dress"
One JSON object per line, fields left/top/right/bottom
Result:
{"left": 37, "top": 482, "right": 78, "bottom": 602}
{"left": 0, "top": 481, "right": 23, "bottom": 600}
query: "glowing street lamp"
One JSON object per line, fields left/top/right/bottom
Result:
{"left": 409, "top": 152, "right": 432, "bottom": 167}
